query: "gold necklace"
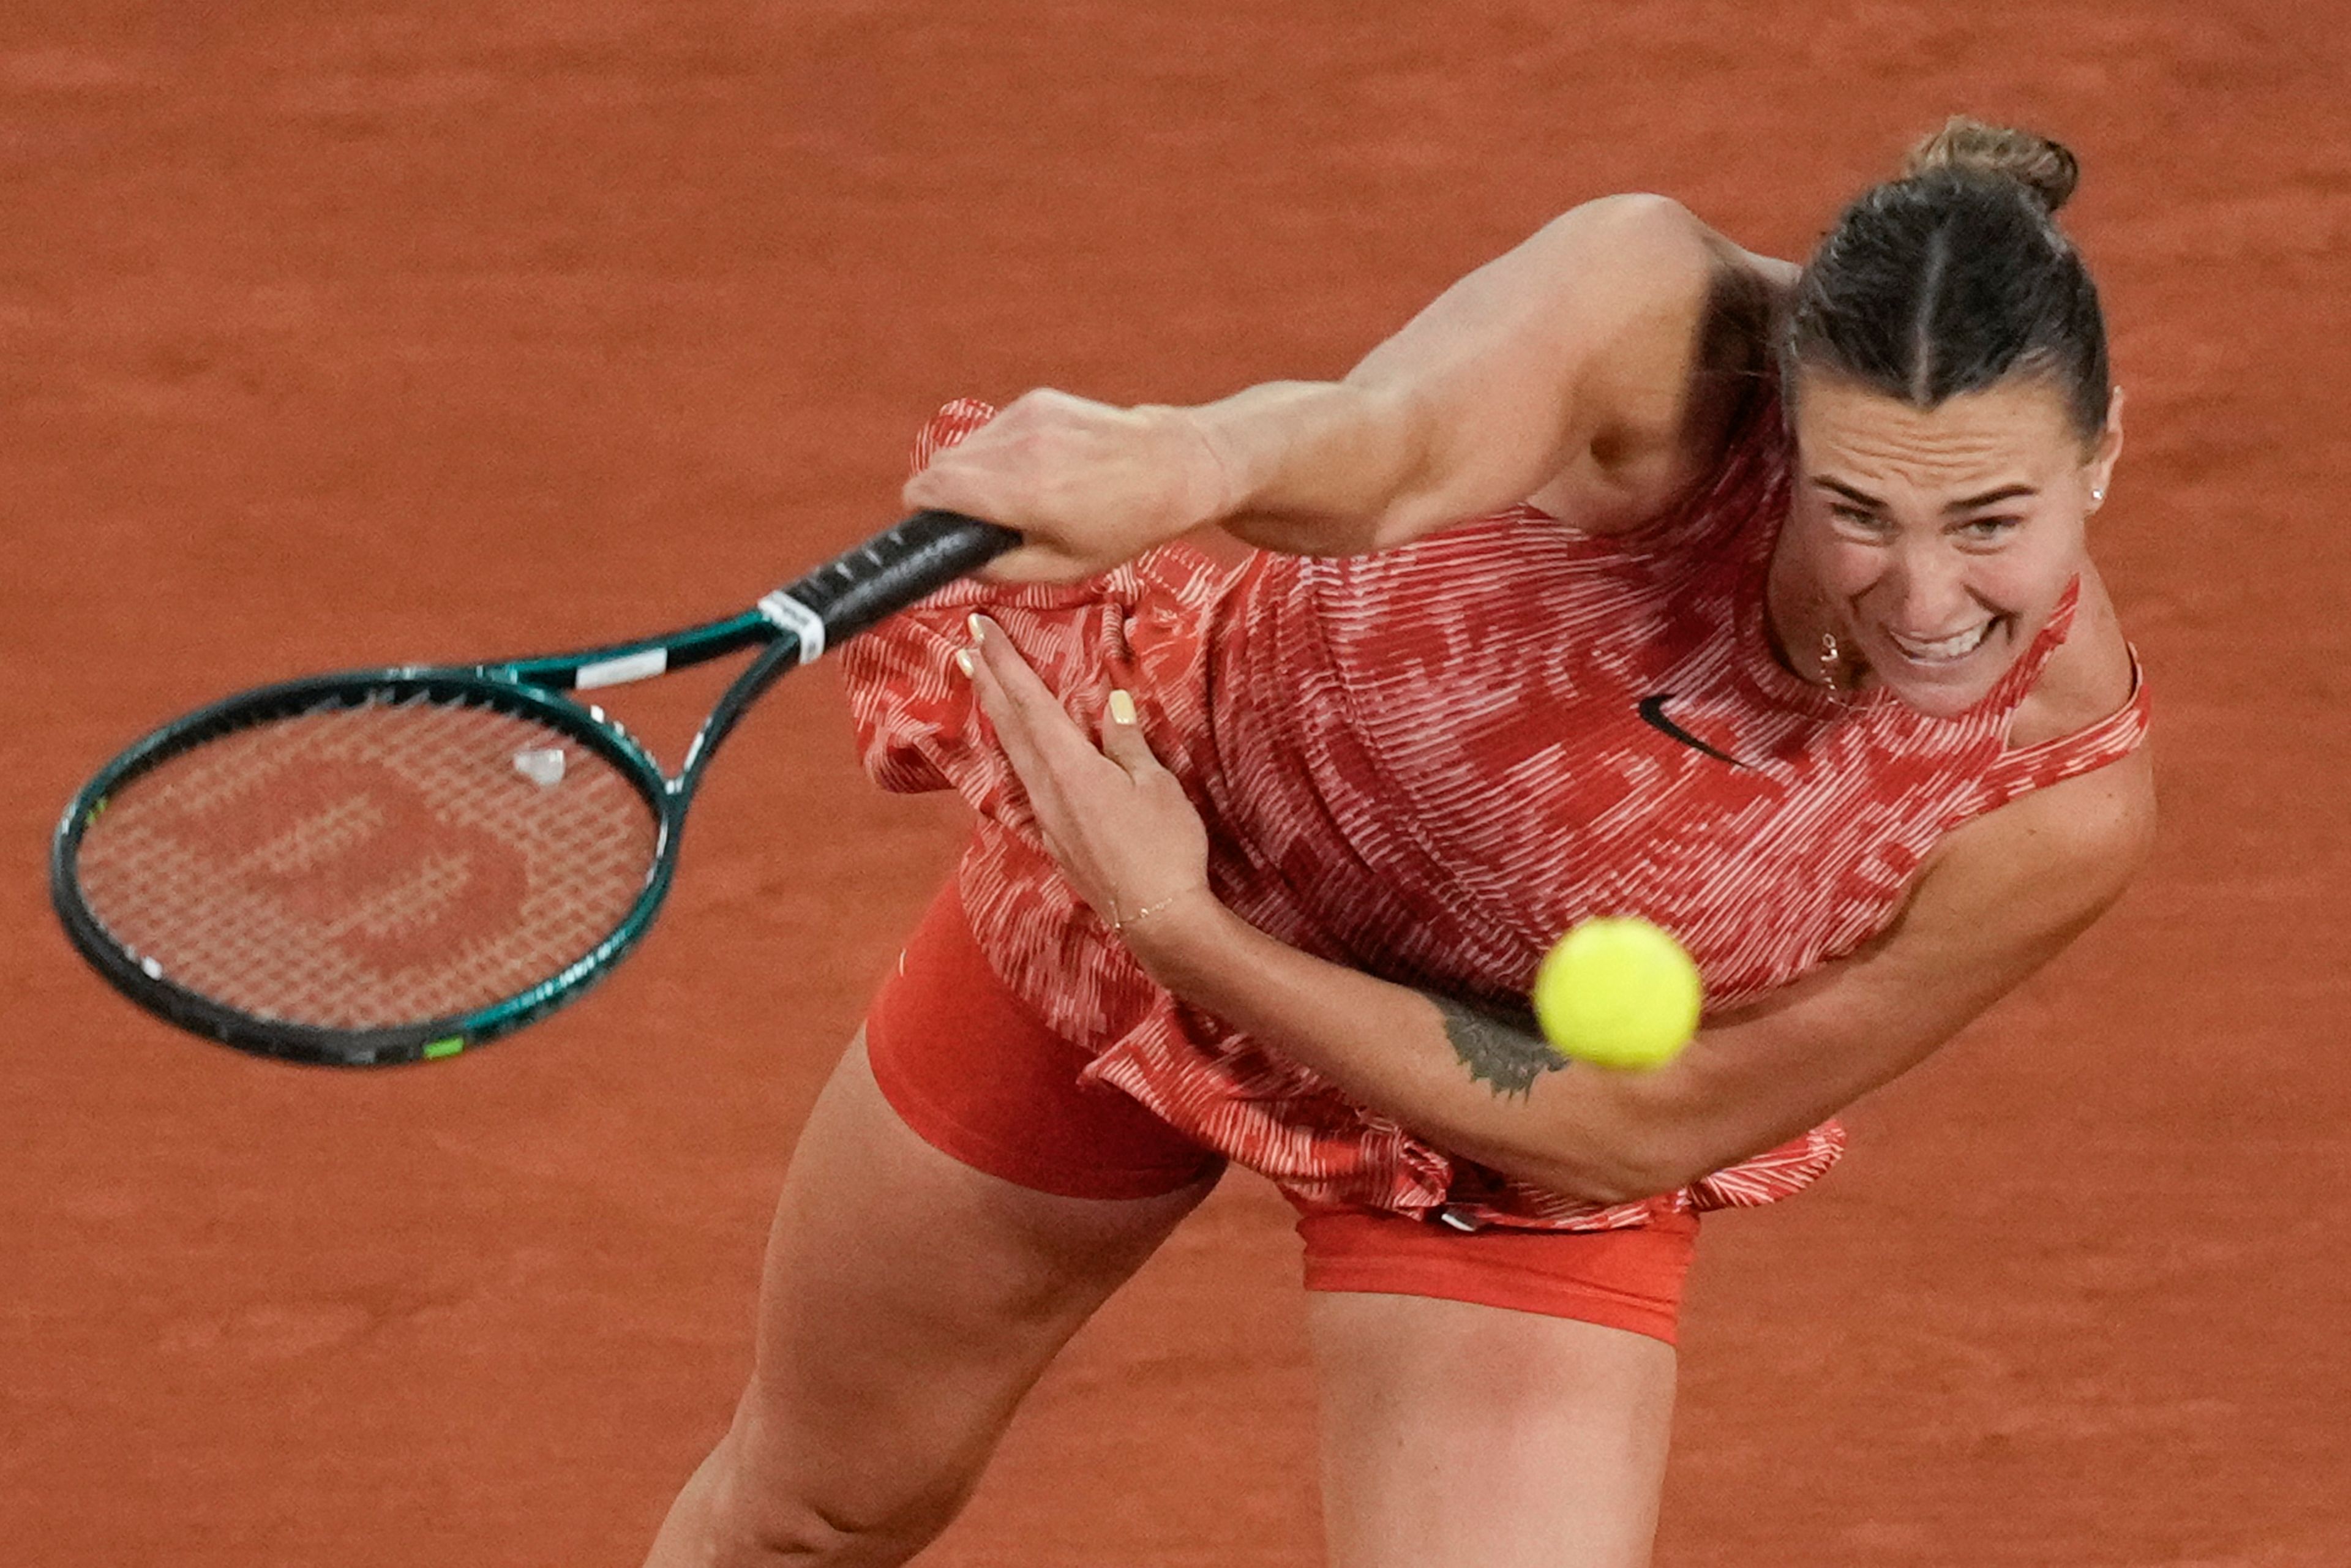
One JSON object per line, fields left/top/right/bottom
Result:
{"left": 1815, "top": 630, "right": 1863, "bottom": 702}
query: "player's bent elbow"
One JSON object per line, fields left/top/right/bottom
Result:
{"left": 1345, "top": 385, "right": 1458, "bottom": 549}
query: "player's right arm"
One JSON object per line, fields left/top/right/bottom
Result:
{"left": 904, "top": 195, "right": 1775, "bottom": 582}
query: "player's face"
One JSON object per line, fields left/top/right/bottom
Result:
{"left": 1781, "top": 372, "right": 2124, "bottom": 719}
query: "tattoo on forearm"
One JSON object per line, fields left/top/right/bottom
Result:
{"left": 1431, "top": 994, "right": 1565, "bottom": 1097}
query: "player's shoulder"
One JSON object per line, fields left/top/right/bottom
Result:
{"left": 1911, "top": 576, "right": 2155, "bottom": 918}
{"left": 1513, "top": 198, "right": 1795, "bottom": 533}
{"left": 1514, "top": 194, "right": 1797, "bottom": 320}
{"left": 1928, "top": 741, "right": 2156, "bottom": 925}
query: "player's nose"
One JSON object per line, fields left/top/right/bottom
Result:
{"left": 1878, "top": 543, "right": 1977, "bottom": 632}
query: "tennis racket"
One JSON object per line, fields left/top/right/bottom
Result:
{"left": 50, "top": 509, "right": 1019, "bottom": 1067}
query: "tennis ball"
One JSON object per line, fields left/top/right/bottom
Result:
{"left": 1531, "top": 917, "right": 1703, "bottom": 1071}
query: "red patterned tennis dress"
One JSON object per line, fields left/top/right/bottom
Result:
{"left": 842, "top": 394, "right": 2150, "bottom": 1233}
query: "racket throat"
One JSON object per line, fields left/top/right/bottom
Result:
{"left": 754, "top": 590, "right": 827, "bottom": 662}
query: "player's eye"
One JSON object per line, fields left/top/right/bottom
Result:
{"left": 1955, "top": 516, "right": 2022, "bottom": 542}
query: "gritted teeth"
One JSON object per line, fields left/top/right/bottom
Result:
{"left": 1886, "top": 620, "right": 1994, "bottom": 662}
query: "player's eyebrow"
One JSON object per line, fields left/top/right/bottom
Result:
{"left": 1944, "top": 483, "right": 2038, "bottom": 512}
{"left": 1812, "top": 477, "right": 1884, "bottom": 509}
{"left": 1812, "top": 478, "right": 2040, "bottom": 512}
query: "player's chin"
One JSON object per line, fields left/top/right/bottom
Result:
{"left": 1864, "top": 620, "right": 2022, "bottom": 719}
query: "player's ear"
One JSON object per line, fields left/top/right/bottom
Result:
{"left": 2086, "top": 386, "right": 2124, "bottom": 511}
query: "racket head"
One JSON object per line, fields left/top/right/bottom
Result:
{"left": 51, "top": 669, "right": 677, "bottom": 1066}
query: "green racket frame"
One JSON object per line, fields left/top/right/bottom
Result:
{"left": 51, "top": 509, "right": 1018, "bottom": 1067}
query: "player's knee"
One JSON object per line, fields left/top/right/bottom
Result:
{"left": 716, "top": 1480, "right": 967, "bottom": 1568}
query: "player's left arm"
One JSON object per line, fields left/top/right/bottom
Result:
{"left": 966, "top": 617, "right": 2157, "bottom": 1206}
{"left": 1144, "top": 752, "right": 2153, "bottom": 1203}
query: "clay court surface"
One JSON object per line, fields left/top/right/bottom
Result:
{"left": 5, "top": 3, "right": 2347, "bottom": 1562}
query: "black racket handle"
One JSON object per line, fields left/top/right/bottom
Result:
{"left": 765, "top": 510, "right": 1023, "bottom": 651}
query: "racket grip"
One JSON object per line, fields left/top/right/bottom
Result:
{"left": 761, "top": 510, "right": 1022, "bottom": 654}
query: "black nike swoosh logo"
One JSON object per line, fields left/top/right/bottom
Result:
{"left": 1635, "top": 694, "right": 1748, "bottom": 768}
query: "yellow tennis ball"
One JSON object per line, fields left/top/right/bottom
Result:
{"left": 1531, "top": 917, "right": 1703, "bottom": 1070}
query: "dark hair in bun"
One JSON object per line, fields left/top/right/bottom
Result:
{"left": 1784, "top": 117, "right": 2110, "bottom": 442}
{"left": 1901, "top": 116, "right": 2080, "bottom": 213}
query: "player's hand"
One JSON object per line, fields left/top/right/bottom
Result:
{"left": 905, "top": 389, "right": 1234, "bottom": 584}
{"left": 962, "top": 615, "right": 1213, "bottom": 938}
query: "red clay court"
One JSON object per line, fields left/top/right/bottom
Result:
{"left": 4, "top": 4, "right": 2347, "bottom": 1564}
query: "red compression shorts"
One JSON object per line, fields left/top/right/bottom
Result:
{"left": 864, "top": 878, "right": 1699, "bottom": 1346}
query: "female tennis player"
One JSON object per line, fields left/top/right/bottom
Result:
{"left": 643, "top": 119, "right": 2153, "bottom": 1568}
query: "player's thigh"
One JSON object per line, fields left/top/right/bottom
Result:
{"left": 1311, "top": 1291, "right": 1678, "bottom": 1568}
{"left": 729, "top": 1031, "right": 1217, "bottom": 1532}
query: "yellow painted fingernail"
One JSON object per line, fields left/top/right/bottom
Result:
{"left": 1108, "top": 689, "right": 1137, "bottom": 725}
{"left": 967, "top": 612, "right": 986, "bottom": 642}
{"left": 954, "top": 648, "right": 975, "bottom": 677}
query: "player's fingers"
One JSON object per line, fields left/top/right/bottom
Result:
{"left": 902, "top": 428, "right": 1020, "bottom": 517}
{"left": 968, "top": 616, "right": 1117, "bottom": 787}
{"left": 962, "top": 640, "right": 1073, "bottom": 818}
{"left": 900, "top": 465, "right": 972, "bottom": 513}
{"left": 1098, "top": 690, "right": 1171, "bottom": 778}
{"left": 978, "top": 544, "right": 1099, "bottom": 586}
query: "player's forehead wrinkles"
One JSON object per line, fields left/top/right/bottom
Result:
{"left": 1802, "top": 418, "right": 2058, "bottom": 505}
{"left": 1796, "top": 380, "right": 2081, "bottom": 500}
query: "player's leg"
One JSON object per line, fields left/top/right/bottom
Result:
{"left": 1311, "top": 1294, "right": 1677, "bottom": 1568}
{"left": 1300, "top": 1212, "right": 1695, "bottom": 1568}
{"left": 642, "top": 1035, "right": 1218, "bottom": 1568}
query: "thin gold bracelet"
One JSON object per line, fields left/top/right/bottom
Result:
{"left": 1110, "top": 888, "right": 1196, "bottom": 936}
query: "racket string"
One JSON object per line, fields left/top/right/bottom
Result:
{"left": 73, "top": 695, "right": 660, "bottom": 1030}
